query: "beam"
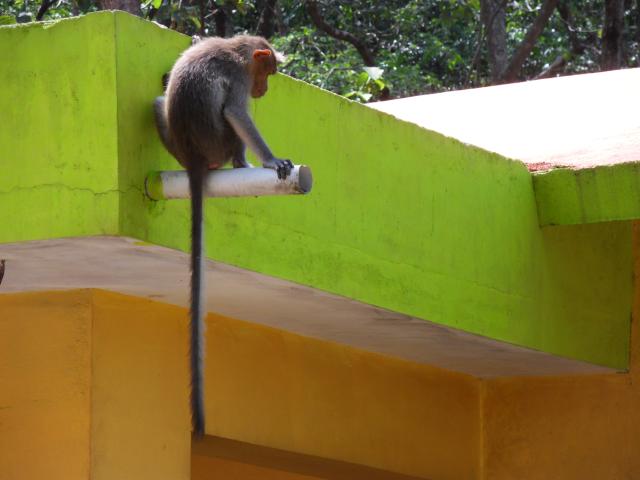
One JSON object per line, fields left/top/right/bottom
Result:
{"left": 145, "top": 165, "right": 312, "bottom": 200}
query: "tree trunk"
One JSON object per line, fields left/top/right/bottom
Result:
{"left": 197, "top": 0, "right": 206, "bottom": 36}
{"left": 98, "top": 0, "right": 141, "bottom": 15}
{"left": 36, "top": 0, "right": 55, "bottom": 20}
{"left": 213, "top": 1, "right": 234, "bottom": 37}
{"left": 256, "top": 0, "right": 278, "bottom": 39}
{"left": 480, "top": 0, "right": 507, "bottom": 83}
{"left": 500, "top": 0, "right": 559, "bottom": 82}
{"left": 601, "top": 0, "right": 625, "bottom": 70}
{"left": 306, "top": 0, "right": 376, "bottom": 66}
{"left": 636, "top": 0, "right": 640, "bottom": 45}
{"left": 557, "top": 0, "right": 584, "bottom": 55}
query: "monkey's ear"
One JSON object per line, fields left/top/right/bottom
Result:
{"left": 253, "top": 49, "right": 272, "bottom": 60}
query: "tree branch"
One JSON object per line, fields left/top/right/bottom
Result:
{"left": 98, "top": 0, "right": 142, "bottom": 15}
{"left": 305, "top": 0, "right": 376, "bottom": 66}
{"left": 534, "top": 54, "right": 566, "bottom": 79}
{"left": 36, "top": 0, "right": 56, "bottom": 20}
{"left": 500, "top": 0, "right": 559, "bottom": 82}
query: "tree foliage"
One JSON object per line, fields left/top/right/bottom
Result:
{"left": 2, "top": 0, "right": 638, "bottom": 102}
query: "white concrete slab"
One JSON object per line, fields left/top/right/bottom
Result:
{"left": 370, "top": 68, "right": 640, "bottom": 171}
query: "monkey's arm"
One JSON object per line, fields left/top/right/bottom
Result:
{"left": 223, "top": 106, "right": 292, "bottom": 179}
{"left": 223, "top": 105, "right": 273, "bottom": 161}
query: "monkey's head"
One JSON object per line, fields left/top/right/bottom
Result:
{"left": 249, "top": 48, "right": 278, "bottom": 99}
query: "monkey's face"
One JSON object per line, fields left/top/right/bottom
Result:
{"left": 250, "top": 48, "right": 278, "bottom": 98}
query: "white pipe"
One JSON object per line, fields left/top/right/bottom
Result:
{"left": 145, "top": 165, "right": 312, "bottom": 200}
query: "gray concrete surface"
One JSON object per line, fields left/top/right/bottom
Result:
{"left": 0, "top": 236, "right": 614, "bottom": 377}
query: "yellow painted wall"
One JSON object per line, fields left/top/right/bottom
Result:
{"left": 0, "top": 288, "right": 480, "bottom": 480}
{"left": 0, "top": 289, "right": 190, "bottom": 480}
{"left": 203, "top": 307, "right": 481, "bottom": 480}
{"left": 91, "top": 290, "right": 191, "bottom": 480}
{"left": 482, "top": 374, "right": 639, "bottom": 479}
{"left": 193, "top": 455, "right": 323, "bottom": 480}
{"left": 0, "top": 290, "right": 92, "bottom": 480}
{"left": 191, "top": 435, "right": 428, "bottom": 480}
{"left": 5, "top": 262, "right": 640, "bottom": 480}
{"left": 479, "top": 221, "right": 640, "bottom": 480}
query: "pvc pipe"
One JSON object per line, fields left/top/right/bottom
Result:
{"left": 145, "top": 165, "right": 312, "bottom": 200}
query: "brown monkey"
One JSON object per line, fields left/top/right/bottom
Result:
{"left": 154, "top": 35, "right": 292, "bottom": 437}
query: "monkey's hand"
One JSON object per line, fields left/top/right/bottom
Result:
{"left": 263, "top": 158, "right": 293, "bottom": 180}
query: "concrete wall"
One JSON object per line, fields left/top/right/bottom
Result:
{"left": 0, "top": 12, "right": 633, "bottom": 369}
{"left": 0, "top": 290, "right": 190, "bottom": 480}
{"left": 2, "top": 282, "right": 640, "bottom": 479}
{"left": 0, "top": 14, "right": 120, "bottom": 240}
{"left": 0, "top": 289, "right": 480, "bottom": 480}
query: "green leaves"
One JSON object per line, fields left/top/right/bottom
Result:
{"left": 363, "top": 66, "right": 383, "bottom": 80}
{"left": 343, "top": 66, "right": 387, "bottom": 103}
{"left": 0, "top": 14, "right": 16, "bottom": 24}
{"left": 1, "top": 0, "right": 636, "bottom": 98}
{"left": 143, "top": 0, "right": 163, "bottom": 10}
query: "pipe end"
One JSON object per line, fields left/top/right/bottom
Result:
{"left": 297, "top": 165, "right": 313, "bottom": 194}
{"left": 145, "top": 171, "right": 166, "bottom": 200}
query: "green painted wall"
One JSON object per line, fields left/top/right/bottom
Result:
{"left": 112, "top": 14, "right": 190, "bottom": 235}
{"left": 534, "top": 163, "right": 640, "bottom": 226}
{"left": 0, "top": 12, "right": 633, "bottom": 369}
{"left": 0, "top": 13, "right": 119, "bottom": 241}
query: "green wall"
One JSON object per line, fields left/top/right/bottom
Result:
{"left": 535, "top": 163, "right": 640, "bottom": 226}
{"left": 0, "top": 13, "right": 119, "bottom": 241}
{"left": 0, "top": 12, "right": 633, "bottom": 369}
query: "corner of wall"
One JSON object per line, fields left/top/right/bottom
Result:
{"left": 112, "top": 13, "right": 189, "bottom": 239}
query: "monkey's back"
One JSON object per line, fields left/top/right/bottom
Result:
{"left": 165, "top": 38, "right": 251, "bottom": 168}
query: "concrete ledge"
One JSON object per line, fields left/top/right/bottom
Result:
{"left": 192, "top": 436, "right": 425, "bottom": 480}
{"left": 533, "top": 162, "right": 640, "bottom": 226}
{"left": 0, "top": 236, "right": 615, "bottom": 378}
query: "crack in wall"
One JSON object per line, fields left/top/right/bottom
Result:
{"left": 0, "top": 183, "right": 143, "bottom": 197}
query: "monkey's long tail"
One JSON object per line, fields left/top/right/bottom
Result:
{"left": 188, "top": 165, "right": 207, "bottom": 438}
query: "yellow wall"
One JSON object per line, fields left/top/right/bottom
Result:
{"left": 191, "top": 435, "right": 428, "bottom": 480}
{"left": 0, "top": 291, "right": 91, "bottom": 480}
{"left": 479, "top": 222, "right": 640, "bottom": 479}
{"left": 90, "top": 291, "right": 191, "bottom": 480}
{"left": 0, "top": 288, "right": 480, "bottom": 480}
{"left": 202, "top": 304, "right": 481, "bottom": 479}
{"left": 482, "top": 374, "right": 639, "bottom": 479}
{"left": 4, "top": 251, "right": 640, "bottom": 480}
{"left": 0, "top": 289, "right": 190, "bottom": 480}
{"left": 193, "top": 455, "right": 322, "bottom": 480}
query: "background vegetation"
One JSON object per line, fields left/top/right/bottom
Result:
{"left": 2, "top": 0, "right": 638, "bottom": 102}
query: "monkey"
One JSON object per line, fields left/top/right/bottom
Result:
{"left": 153, "top": 35, "right": 292, "bottom": 438}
